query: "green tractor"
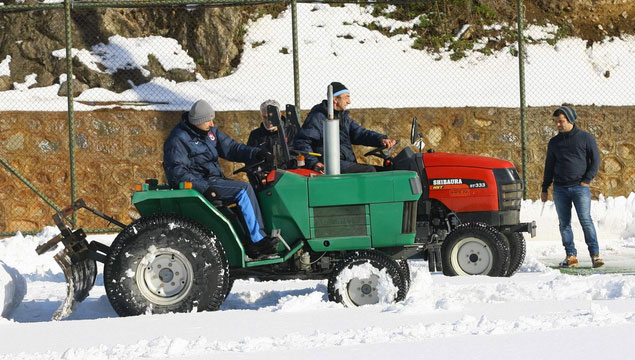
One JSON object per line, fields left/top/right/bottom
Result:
{"left": 37, "top": 167, "right": 422, "bottom": 319}
{"left": 36, "top": 95, "right": 425, "bottom": 319}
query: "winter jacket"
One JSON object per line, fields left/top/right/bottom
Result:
{"left": 542, "top": 126, "right": 601, "bottom": 192}
{"left": 247, "top": 122, "right": 297, "bottom": 168}
{"left": 293, "top": 100, "right": 386, "bottom": 169}
{"left": 163, "top": 113, "right": 260, "bottom": 193}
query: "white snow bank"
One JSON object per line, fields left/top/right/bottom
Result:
{"left": 521, "top": 192, "right": 635, "bottom": 242}
{"left": 0, "top": 55, "right": 10, "bottom": 77}
{"left": 2, "top": 4, "right": 635, "bottom": 111}
{"left": 52, "top": 35, "right": 196, "bottom": 77}
{"left": 0, "top": 260, "right": 26, "bottom": 319}
{"left": 12, "top": 73, "right": 37, "bottom": 91}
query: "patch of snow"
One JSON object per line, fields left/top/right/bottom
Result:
{"left": 0, "top": 261, "right": 26, "bottom": 318}
{"left": 0, "top": 55, "right": 10, "bottom": 77}
{"left": 334, "top": 261, "right": 399, "bottom": 304}
{"left": 12, "top": 73, "right": 37, "bottom": 91}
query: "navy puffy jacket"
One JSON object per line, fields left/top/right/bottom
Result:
{"left": 293, "top": 100, "right": 386, "bottom": 169}
{"left": 163, "top": 113, "right": 260, "bottom": 193}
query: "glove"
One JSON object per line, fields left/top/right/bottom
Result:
{"left": 313, "top": 163, "right": 325, "bottom": 174}
{"left": 256, "top": 149, "right": 274, "bottom": 164}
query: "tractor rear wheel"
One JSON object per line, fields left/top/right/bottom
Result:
{"left": 104, "top": 214, "right": 229, "bottom": 316}
{"left": 501, "top": 231, "right": 526, "bottom": 277}
{"left": 441, "top": 223, "right": 510, "bottom": 277}
{"left": 328, "top": 250, "right": 406, "bottom": 307}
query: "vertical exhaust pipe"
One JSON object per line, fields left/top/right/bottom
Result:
{"left": 324, "top": 84, "right": 340, "bottom": 175}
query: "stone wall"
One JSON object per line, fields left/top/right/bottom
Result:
{"left": 0, "top": 106, "right": 633, "bottom": 233}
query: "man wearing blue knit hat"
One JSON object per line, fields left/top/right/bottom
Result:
{"left": 541, "top": 105, "right": 603, "bottom": 268}
{"left": 294, "top": 82, "right": 396, "bottom": 173}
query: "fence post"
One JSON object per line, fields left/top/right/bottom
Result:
{"left": 291, "top": 0, "right": 301, "bottom": 112}
{"left": 63, "top": 0, "right": 78, "bottom": 223}
{"left": 517, "top": 0, "right": 528, "bottom": 199}
{"left": 0, "top": 156, "right": 65, "bottom": 215}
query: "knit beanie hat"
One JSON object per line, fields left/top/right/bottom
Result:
{"left": 188, "top": 100, "right": 215, "bottom": 125}
{"left": 553, "top": 106, "right": 577, "bottom": 124}
{"left": 329, "top": 82, "right": 349, "bottom": 97}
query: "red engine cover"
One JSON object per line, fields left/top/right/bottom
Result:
{"left": 423, "top": 152, "right": 514, "bottom": 213}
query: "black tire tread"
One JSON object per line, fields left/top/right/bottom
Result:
{"left": 104, "top": 213, "right": 229, "bottom": 316}
{"left": 502, "top": 231, "right": 526, "bottom": 277}
{"left": 440, "top": 222, "right": 510, "bottom": 277}
{"left": 396, "top": 259, "right": 411, "bottom": 296}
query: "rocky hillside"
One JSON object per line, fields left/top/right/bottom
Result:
{"left": 0, "top": 6, "right": 250, "bottom": 92}
{"left": 0, "top": 1, "right": 633, "bottom": 94}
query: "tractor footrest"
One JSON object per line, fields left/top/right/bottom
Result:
{"left": 245, "top": 240, "right": 303, "bottom": 267}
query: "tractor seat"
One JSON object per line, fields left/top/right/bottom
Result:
{"left": 170, "top": 182, "right": 236, "bottom": 209}
{"left": 209, "top": 198, "right": 236, "bottom": 208}
{"left": 203, "top": 193, "right": 237, "bottom": 209}
{"left": 199, "top": 192, "right": 236, "bottom": 208}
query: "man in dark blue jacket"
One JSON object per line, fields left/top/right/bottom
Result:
{"left": 293, "top": 82, "right": 396, "bottom": 173}
{"left": 541, "top": 105, "right": 603, "bottom": 268}
{"left": 163, "top": 100, "right": 277, "bottom": 258}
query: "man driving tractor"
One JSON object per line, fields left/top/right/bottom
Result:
{"left": 293, "top": 82, "right": 396, "bottom": 173}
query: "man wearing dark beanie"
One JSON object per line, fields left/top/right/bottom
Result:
{"left": 294, "top": 82, "right": 396, "bottom": 173}
{"left": 541, "top": 105, "right": 603, "bottom": 268}
{"left": 163, "top": 100, "right": 278, "bottom": 259}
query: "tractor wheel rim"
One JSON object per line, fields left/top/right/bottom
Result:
{"left": 136, "top": 249, "right": 194, "bottom": 306}
{"left": 346, "top": 274, "right": 380, "bottom": 306}
{"left": 450, "top": 237, "right": 494, "bottom": 275}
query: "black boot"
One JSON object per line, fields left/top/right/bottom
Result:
{"left": 246, "top": 236, "right": 280, "bottom": 259}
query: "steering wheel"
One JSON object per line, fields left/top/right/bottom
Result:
{"left": 363, "top": 140, "right": 400, "bottom": 159}
{"left": 232, "top": 159, "right": 265, "bottom": 175}
{"left": 364, "top": 145, "right": 388, "bottom": 159}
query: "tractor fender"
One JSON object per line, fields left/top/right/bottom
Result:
{"left": 132, "top": 189, "right": 247, "bottom": 267}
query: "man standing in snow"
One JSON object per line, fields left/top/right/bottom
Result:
{"left": 541, "top": 105, "right": 603, "bottom": 268}
{"left": 293, "top": 82, "right": 396, "bottom": 173}
{"left": 163, "top": 99, "right": 278, "bottom": 259}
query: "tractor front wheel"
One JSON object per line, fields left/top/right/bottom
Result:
{"left": 104, "top": 214, "right": 229, "bottom": 316}
{"left": 328, "top": 250, "right": 406, "bottom": 307}
{"left": 441, "top": 223, "right": 510, "bottom": 277}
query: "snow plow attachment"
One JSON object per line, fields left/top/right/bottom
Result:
{"left": 35, "top": 199, "right": 122, "bottom": 320}
{"left": 51, "top": 239, "right": 97, "bottom": 320}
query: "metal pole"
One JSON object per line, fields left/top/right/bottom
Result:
{"left": 517, "top": 0, "right": 528, "bottom": 199}
{"left": 64, "top": 0, "right": 78, "bottom": 223}
{"left": 291, "top": 0, "right": 301, "bottom": 112}
{"left": 0, "top": 156, "right": 65, "bottom": 214}
{"left": 324, "top": 85, "right": 340, "bottom": 175}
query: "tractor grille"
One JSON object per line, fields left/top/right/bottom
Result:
{"left": 402, "top": 201, "right": 417, "bottom": 234}
{"left": 313, "top": 205, "right": 368, "bottom": 238}
{"left": 493, "top": 168, "right": 523, "bottom": 211}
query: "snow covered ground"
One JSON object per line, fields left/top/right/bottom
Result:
{"left": 0, "top": 194, "right": 634, "bottom": 360}
{"left": 1, "top": 3, "right": 635, "bottom": 359}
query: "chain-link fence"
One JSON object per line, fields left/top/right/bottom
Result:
{"left": 1, "top": 0, "right": 634, "bottom": 235}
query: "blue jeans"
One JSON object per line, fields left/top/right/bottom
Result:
{"left": 207, "top": 178, "right": 266, "bottom": 244}
{"left": 552, "top": 184, "right": 599, "bottom": 257}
